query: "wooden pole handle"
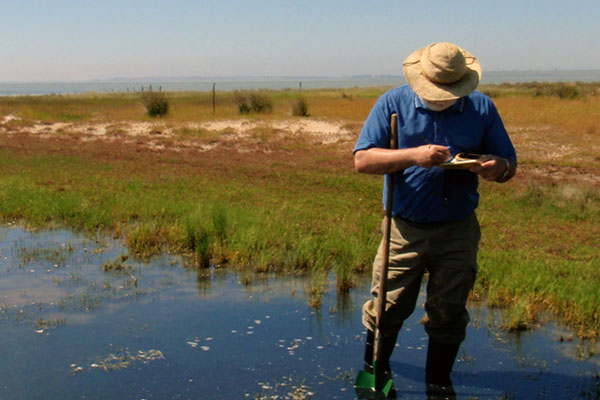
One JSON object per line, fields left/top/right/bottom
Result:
{"left": 374, "top": 113, "right": 398, "bottom": 362}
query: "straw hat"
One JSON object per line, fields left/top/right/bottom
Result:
{"left": 403, "top": 42, "right": 481, "bottom": 101}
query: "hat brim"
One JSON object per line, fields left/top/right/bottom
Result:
{"left": 403, "top": 46, "right": 482, "bottom": 101}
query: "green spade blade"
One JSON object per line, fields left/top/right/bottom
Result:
{"left": 354, "top": 366, "right": 394, "bottom": 399}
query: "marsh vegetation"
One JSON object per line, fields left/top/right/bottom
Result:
{"left": 0, "top": 82, "right": 599, "bottom": 339}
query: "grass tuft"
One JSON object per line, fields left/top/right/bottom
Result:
{"left": 292, "top": 97, "right": 309, "bottom": 116}
{"left": 141, "top": 90, "right": 169, "bottom": 117}
{"left": 234, "top": 90, "right": 273, "bottom": 114}
{"left": 183, "top": 209, "right": 213, "bottom": 268}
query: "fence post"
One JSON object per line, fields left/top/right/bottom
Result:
{"left": 212, "top": 82, "right": 216, "bottom": 114}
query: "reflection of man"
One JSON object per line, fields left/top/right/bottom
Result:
{"left": 354, "top": 42, "right": 517, "bottom": 396}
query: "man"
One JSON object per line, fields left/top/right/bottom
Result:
{"left": 354, "top": 42, "right": 516, "bottom": 396}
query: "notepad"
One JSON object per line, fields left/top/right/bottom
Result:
{"left": 439, "top": 153, "right": 483, "bottom": 170}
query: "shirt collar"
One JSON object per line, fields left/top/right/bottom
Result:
{"left": 414, "top": 95, "right": 465, "bottom": 113}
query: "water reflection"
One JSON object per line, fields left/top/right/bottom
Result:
{"left": 0, "top": 225, "right": 598, "bottom": 399}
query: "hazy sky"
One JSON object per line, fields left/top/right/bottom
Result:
{"left": 1, "top": 0, "right": 599, "bottom": 82}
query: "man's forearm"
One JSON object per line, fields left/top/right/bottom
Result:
{"left": 354, "top": 148, "right": 417, "bottom": 174}
{"left": 354, "top": 144, "right": 451, "bottom": 174}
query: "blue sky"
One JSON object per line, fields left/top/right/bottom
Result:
{"left": 1, "top": 0, "right": 599, "bottom": 81}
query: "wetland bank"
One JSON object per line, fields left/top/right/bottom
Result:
{"left": 0, "top": 83, "right": 599, "bottom": 398}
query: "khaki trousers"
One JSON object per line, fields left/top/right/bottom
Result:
{"left": 362, "top": 213, "right": 480, "bottom": 343}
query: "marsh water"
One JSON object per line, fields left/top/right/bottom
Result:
{"left": 0, "top": 225, "right": 598, "bottom": 400}
{"left": 1, "top": 70, "right": 600, "bottom": 96}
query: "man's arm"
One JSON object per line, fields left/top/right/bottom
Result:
{"left": 354, "top": 144, "right": 451, "bottom": 175}
{"left": 473, "top": 97, "right": 517, "bottom": 183}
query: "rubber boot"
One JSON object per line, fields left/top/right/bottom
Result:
{"left": 363, "top": 329, "right": 398, "bottom": 373}
{"left": 363, "top": 329, "right": 375, "bottom": 373}
{"left": 425, "top": 337, "right": 459, "bottom": 399}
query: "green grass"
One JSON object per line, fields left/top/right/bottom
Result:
{"left": 479, "top": 82, "right": 600, "bottom": 99}
{"left": 0, "top": 146, "right": 380, "bottom": 279}
{"left": 473, "top": 179, "right": 600, "bottom": 337}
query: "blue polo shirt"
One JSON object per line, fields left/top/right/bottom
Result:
{"left": 354, "top": 85, "right": 517, "bottom": 223}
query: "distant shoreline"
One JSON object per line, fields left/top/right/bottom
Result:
{"left": 3, "top": 69, "right": 600, "bottom": 83}
{"left": 1, "top": 70, "right": 600, "bottom": 96}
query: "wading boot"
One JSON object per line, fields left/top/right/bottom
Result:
{"left": 363, "top": 329, "right": 398, "bottom": 398}
{"left": 425, "top": 337, "right": 459, "bottom": 399}
{"left": 363, "top": 329, "right": 375, "bottom": 374}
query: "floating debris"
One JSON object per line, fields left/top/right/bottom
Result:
{"left": 136, "top": 349, "right": 164, "bottom": 361}
{"left": 254, "top": 376, "right": 314, "bottom": 399}
{"left": 69, "top": 364, "right": 83, "bottom": 374}
{"left": 88, "top": 348, "right": 164, "bottom": 372}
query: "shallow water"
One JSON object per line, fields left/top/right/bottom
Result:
{"left": 1, "top": 70, "right": 600, "bottom": 96}
{"left": 0, "top": 225, "right": 597, "bottom": 399}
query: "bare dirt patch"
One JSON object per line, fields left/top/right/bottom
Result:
{"left": 0, "top": 116, "right": 355, "bottom": 153}
{"left": 2, "top": 115, "right": 598, "bottom": 184}
{"left": 507, "top": 124, "right": 600, "bottom": 185}
{"left": 518, "top": 164, "right": 600, "bottom": 185}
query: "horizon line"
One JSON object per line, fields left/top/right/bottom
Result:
{"left": 2, "top": 69, "right": 600, "bottom": 84}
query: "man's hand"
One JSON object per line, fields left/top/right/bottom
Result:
{"left": 469, "top": 155, "right": 513, "bottom": 182}
{"left": 413, "top": 145, "right": 452, "bottom": 168}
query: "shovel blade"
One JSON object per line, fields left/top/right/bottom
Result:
{"left": 354, "top": 369, "right": 394, "bottom": 399}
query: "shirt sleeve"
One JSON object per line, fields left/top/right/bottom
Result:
{"left": 353, "top": 93, "right": 394, "bottom": 153}
{"left": 479, "top": 99, "right": 517, "bottom": 162}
